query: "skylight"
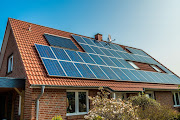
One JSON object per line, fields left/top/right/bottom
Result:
{"left": 150, "top": 65, "right": 161, "bottom": 72}
{"left": 127, "top": 61, "right": 140, "bottom": 70}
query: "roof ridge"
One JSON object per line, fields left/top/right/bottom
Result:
{"left": 8, "top": 18, "right": 144, "bottom": 50}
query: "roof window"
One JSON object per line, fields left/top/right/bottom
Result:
{"left": 150, "top": 65, "right": 161, "bottom": 72}
{"left": 128, "top": 61, "right": 140, "bottom": 70}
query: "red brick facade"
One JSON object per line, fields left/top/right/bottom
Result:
{"left": 155, "top": 91, "right": 174, "bottom": 106}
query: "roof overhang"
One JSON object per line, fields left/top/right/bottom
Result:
{"left": 0, "top": 77, "right": 25, "bottom": 88}
{"left": 30, "top": 84, "right": 144, "bottom": 92}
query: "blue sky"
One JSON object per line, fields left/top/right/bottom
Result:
{"left": 0, "top": 0, "right": 180, "bottom": 75}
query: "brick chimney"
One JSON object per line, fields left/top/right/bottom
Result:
{"left": 95, "top": 33, "right": 102, "bottom": 41}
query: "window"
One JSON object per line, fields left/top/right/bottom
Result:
{"left": 173, "top": 92, "right": 180, "bottom": 107}
{"left": 144, "top": 92, "right": 154, "bottom": 99}
{"left": 7, "top": 55, "right": 13, "bottom": 73}
{"left": 128, "top": 61, "right": 140, "bottom": 69}
{"left": 67, "top": 90, "right": 89, "bottom": 116}
{"left": 112, "top": 93, "right": 126, "bottom": 100}
{"left": 150, "top": 65, "right": 161, "bottom": 72}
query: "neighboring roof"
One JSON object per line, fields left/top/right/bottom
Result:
{"left": 0, "top": 77, "right": 25, "bottom": 88}
{"left": 4, "top": 18, "right": 180, "bottom": 91}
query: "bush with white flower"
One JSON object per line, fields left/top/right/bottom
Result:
{"left": 84, "top": 87, "right": 138, "bottom": 120}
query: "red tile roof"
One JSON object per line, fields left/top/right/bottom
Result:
{"left": 8, "top": 18, "right": 179, "bottom": 91}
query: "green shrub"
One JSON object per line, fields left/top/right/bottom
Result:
{"left": 129, "top": 95, "right": 178, "bottom": 120}
{"left": 52, "top": 115, "right": 63, "bottom": 120}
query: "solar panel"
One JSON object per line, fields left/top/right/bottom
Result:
{"left": 77, "top": 52, "right": 96, "bottom": 64}
{"left": 100, "top": 66, "right": 120, "bottom": 80}
{"left": 113, "top": 44, "right": 124, "bottom": 51}
{"left": 153, "top": 72, "right": 168, "bottom": 83}
{"left": 90, "top": 46, "right": 105, "bottom": 55}
{"left": 79, "top": 44, "right": 96, "bottom": 54}
{"left": 168, "top": 75, "right": 180, "bottom": 84}
{"left": 100, "top": 41, "right": 111, "bottom": 49}
{"left": 116, "top": 52, "right": 130, "bottom": 60}
{"left": 89, "top": 54, "right": 106, "bottom": 65}
{"left": 130, "top": 70, "right": 148, "bottom": 82}
{"left": 108, "top": 50, "right": 121, "bottom": 58}
{"left": 35, "top": 44, "right": 56, "bottom": 59}
{"left": 138, "top": 71, "right": 155, "bottom": 83}
{"left": 44, "top": 34, "right": 78, "bottom": 50}
{"left": 42, "top": 58, "right": 66, "bottom": 76}
{"left": 126, "top": 47, "right": 148, "bottom": 57}
{"left": 111, "top": 68, "right": 131, "bottom": 80}
{"left": 100, "top": 48, "right": 113, "bottom": 57}
{"left": 72, "top": 35, "right": 86, "bottom": 44}
{"left": 117, "top": 59, "right": 134, "bottom": 69}
{"left": 125, "top": 53, "right": 136, "bottom": 61}
{"left": 146, "top": 72, "right": 163, "bottom": 83}
{"left": 51, "top": 47, "right": 70, "bottom": 61}
{"left": 121, "top": 69, "right": 140, "bottom": 82}
{"left": 131, "top": 54, "right": 142, "bottom": 62}
{"left": 59, "top": 60, "right": 82, "bottom": 77}
{"left": 88, "top": 65, "right": 109, "bottom": 79}
{"left": 65, "top": 50, "right": 84, "bottom": 62}
{"left": 109, "top": 57, "right": 125, "bottom": 68}
{"left": 82, "top": 37, "right": 96, "bottom": 46}
{"left": 158, "top": 65, "right": 172, "bottom": 74}
{"left": 100, "top": 56, "right": 116, "bottom": 67}
{"left": 108, "top": 43, "right": 119, "bottom": 50}
{"left": 93, "top": 40, "right": 103, "bottom": 47}
{"left": 74, "top": 63, "right": 96, "bottom": 78}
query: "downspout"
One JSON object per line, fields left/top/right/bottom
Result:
{"left": 36, "top": 86, "right": 45, "bottom": 120}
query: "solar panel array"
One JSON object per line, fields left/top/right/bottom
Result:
{"left": 72, "top": 35, "right": 159, "bottom": 65}
{"left": 72, "top": 35, "right": 174, "bottom": 74}
{"left": 35, "top": 44, "right": 180, "bottom": 84}
{"left": 44, "top": 34, "right": 79, "bottom": 50}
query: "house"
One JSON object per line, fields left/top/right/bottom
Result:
{"left": 0, "top": 18, "right": 179, "bottom": 120}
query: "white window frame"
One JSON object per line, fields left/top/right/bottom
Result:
{"left": 150, "top": 65, "right": 161, "bottom": 72}
{"left": 7, "top": 55, "right": 13, "bottom": 73}
{"left": 144, "top": 91, "right": 154, "bottom": 99}
{"left": 173, "top": 92, "right": 180, "bottom": 107}
{"left": 128, "top": 61, "right": 140, "bottom": 70}
{"left": 66, "top": 90, "right": 89, "bottom": 116}
{"left": 18, "top": 95, "right": 21, "bottom": 115}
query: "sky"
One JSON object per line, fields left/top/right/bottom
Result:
{"left": 0, "top": 0, "right": 180, "bottom": 76}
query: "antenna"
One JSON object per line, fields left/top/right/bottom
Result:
{"left": 107, "top": 34, "right": 115, "bottom": 43}
{"left": 28, "top": 25, "right": 31, "bottom": 32}
{"left": 108, "top": 34, "right": 112, "bottom": 42}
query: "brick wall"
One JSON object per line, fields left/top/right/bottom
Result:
{"left": 0, "top": 30, "right": 26, "bottom": 78}
{"left": 14, "top": 94, "right": 20, "bottom": 120}
{"left": 30, "top": 88, "right": 66, "bottom": 120}
{"left": 154, "top": 91, "right": 174, "bottom": 106}
{"left": 24, "top": 89, "right": 99, "bottom": 120}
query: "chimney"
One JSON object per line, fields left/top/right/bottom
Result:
{"left": 95, "top": 33, "right": 102, "bottom": 41}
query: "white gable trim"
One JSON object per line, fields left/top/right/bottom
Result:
{"left": 0, "top": 21, "right": 11, "bottom": 69}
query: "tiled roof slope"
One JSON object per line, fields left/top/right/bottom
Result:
{"left": 8, "top": 18, "right": 179, "bottom": 91}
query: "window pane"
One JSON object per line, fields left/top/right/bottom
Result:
{"left": 67, "top": 92, "right": 75, "bottom": 113}
{"left": 8, "top": 56, "right": 13, "bottom": 73}
{"left": 175, "top": 93, "right": 180, "bottom": 105}
{"left": 79, "top": 92, "right": 87, "bottom": 112}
